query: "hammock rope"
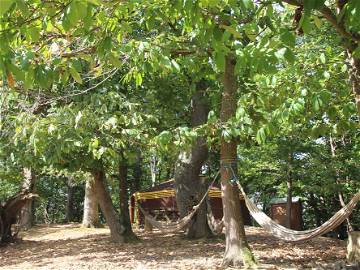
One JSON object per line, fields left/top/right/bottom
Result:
{"left": 224, "top": 161, "right": 360, "bottom": 242}
{"left": 138, "top": 170, "right": 221, "bottom": 233}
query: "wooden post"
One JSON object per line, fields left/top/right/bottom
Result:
{"left": 347, "top": 231, "right": 360, "bottom": 264}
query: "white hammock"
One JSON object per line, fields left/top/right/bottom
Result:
{"left": 138, "top": 172, "right": 220, "bottom": 234}
{"left": 206, "top": 199, "right": 224, "bottom": 235}
{"left": 236, "top": 182, "right": 360, "bottom": 242}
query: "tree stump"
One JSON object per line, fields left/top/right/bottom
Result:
{"left": 347, "top": 231, "right": 360, "bottom": 264}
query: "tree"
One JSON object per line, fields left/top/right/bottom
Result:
{"left": 174, "top": 79, "right": 211, "bottom": 239}
{"left": 82, "top": 176, "right": 100, "bottom": 228}
{"left": 19, "top": 167, "right": 36, "bottom": 230}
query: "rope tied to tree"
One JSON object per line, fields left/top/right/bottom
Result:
{"left": 220, "top": 159, "right": 239, "bottom": 186}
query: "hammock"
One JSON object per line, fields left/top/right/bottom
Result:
{"left": 138, "top": 171, "right": 220, "bottom": 234}
{"left": 206, "top": 199, "right": 224, "bottom": 235}
{"left": 236, "top": 181, "right": 360, "bottom": 242}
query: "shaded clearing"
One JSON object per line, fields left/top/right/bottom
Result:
{"left": 0, "top": 224, "right": 346, "bottom": 269}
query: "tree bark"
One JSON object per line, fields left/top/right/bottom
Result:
{"left": 150, "top": 155, "right": 158, "bottom": 187}
{"left": 20, "top": 168, "right": 36, "bottom": 230}
{"left": 82, "top": 177, "right": 101, "bottom": 228}
{"left": 346, "top": 50, "right": 360, "bottom": 115}
{"left": 174, "top": 80, "right": 211, "bottom": 239}
{"left": 132, "top": 150, "right": 142, "bottom": 194}
{"left": 93, "top": 169, "right": 125, "bottom": 243}
{"left": 286, "top": 152, "right": 293, "bottom": 229}
{"left": 329, "top": 135, "right": 354, "bottom": 232}
{"left": 347, "top": 231, "right": 360, "bottom": 264}
{"left": 119, "top": 157, "right": 138, "bottom": 241}
{"left": 65, "top": 177, "right": 75, "bottom": 223}
{"left": 1, "top": 192, "right": 37, "bottom": 243}
{"left": 220, "top": 56, "right": 256, "bottom": 267}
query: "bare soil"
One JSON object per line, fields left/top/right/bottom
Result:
{"left": 0, "top": 224, "right": 347, "bottom": 269}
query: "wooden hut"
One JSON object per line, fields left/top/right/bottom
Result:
{"left": 270, "top": 197, "right": 303, "bottom": 230}
{"left": 130, "top": 179, "right": 251, "bottom": 226}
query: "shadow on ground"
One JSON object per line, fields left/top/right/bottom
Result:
{"left": 0, "top": 224, "right": 347, "bottom": 270}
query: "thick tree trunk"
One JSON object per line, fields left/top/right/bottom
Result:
{"left": 65, "top": 177, "right": 75, "bottom": 223}
{"left": 93, "top": 169, "right": 125, "bottom": 243}
{"left": 1, "top": 192, "right": 37, "bottom": 243}
{"left": 220, "top": 56, "right": 256, "bottom": 267}
{"left": 175, "top": 80, "right": 211, "bottom": 239}
{"left": 20, "top": 168, "right": 36, "bottom": 230}
{"left": 119, "top": 158, "right": 138, "bottom": 241}
{"left": 82, "top": 177, "right": 101, "bottom": 228}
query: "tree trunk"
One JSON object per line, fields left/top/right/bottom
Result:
{"left": 132, "top": 150, "right": 142, "bottom": 194}
{"left": 82, "top": 177, "right": 101, "bottom": 228}
{"left": 93, "top": 169, "right": 125, "bottom": 243}
{"left": 286, "top": 179, "right": 292, "bottom": 229}
{"left": 329, "top": 136, "right": 353, "bottom": 232}
{"left": 220, "top": 56, "right": 256, "bottom": 267}
{"left": 286, "top": 152, "right": 293, "bottom": 229}
{"left": 119, "top": 157, "right": 138, "bottom": 241}
{"left": 174, "top": 80, "right": 211, "bottom": 239}
{"left": 150, "top": 155, "right": 158, "bottom": 187}
{"left": 347, "top": 231, "right": 360, "bottom": 265}
{"left": 1, "top": 192, "right": 37, "bottom": 243}
{"left": 346, "top": 48, "right": 360, "bottom": 115}
{"left": 65, "top": 177, "right": 75, "bottom": 223}
{"left": 20, "top": 168, "right": 36, "bottom": 230}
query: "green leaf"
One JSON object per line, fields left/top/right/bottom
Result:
{"left": 312, "top": 95, "right": 323, "bottom": 111}
{"left": 299, "top": 15, "right": 312, "bottom": 34}
{"left": 135, "top": 73, "right": 142, "bottom": 86}
{"left": 313, "top": 15, "right": 322, "bottom": 28}
{"left": 241, "top": 0, "right": 253, "bottom": 9}
{"left": 341, "top": 64, "right": 348, "bottom": 73}
{"left": 67, "top": 0, "right": 88, "bottom": 25}
{"left": 256, "top": 128, "right": 266, "bottom": 144}
{"left": 214, "top": 51, "right": 225, "bottom": 72}
{"left": 353, "top": 46, "right": 360, "bottom": 58}
{"left": 69, "top": 66, "right": 83, "bottom": 84}
{"left": 0, "top": 0, "right": 15, "bottom": 16}
{"left": 24, "top": 68, "right": 34, "bottom": 90}
{"left": 244, "top": 28, "right": 256, "bottom": 42}
{"left": 85, "top": 0, "right": 100, "bottom": 4}
{"left": 280, "top": 29, "right": 295, "bottom": 47}
{"left": 221, "top": 25, "right": 242, "bottom": 39}
{"left": 27, "top": 27, "right": 41, "bottom": 42}
{"left": 275, "top": 48, "right": 286, "bottom": 60}
{"left": 16, "top": 0, "right": 29, "bottom": 16}
{"left": 171, "top": 59, "right": 180, "bottom": 72}
{"left": 319, "top": 53, "right": 326, "bottom": 64}
{"left": 323, "top": 71, "right": 330, "bottom": 79}
{"left": 284, "top": 48, "right": 295, "bottom": 63}
{"left": 108, "top": 53, "right": 122, "bottom": 67}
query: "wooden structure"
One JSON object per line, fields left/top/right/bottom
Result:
{"left": 270, "top": 197, "right": 303, "bottom": 230}
{"left": 130, "top": 179, "right": 251, "bottom": 226}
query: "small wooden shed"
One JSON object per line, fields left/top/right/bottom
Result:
{"left": 130, "top": 179, "right": 251, "bottom": 226}
{"left": 270, "top": 197, "right": 303, "bottom": 230}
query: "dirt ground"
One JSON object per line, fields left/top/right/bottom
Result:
{"left": 0, "top": 224, "right": 349, "bottom": 270}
